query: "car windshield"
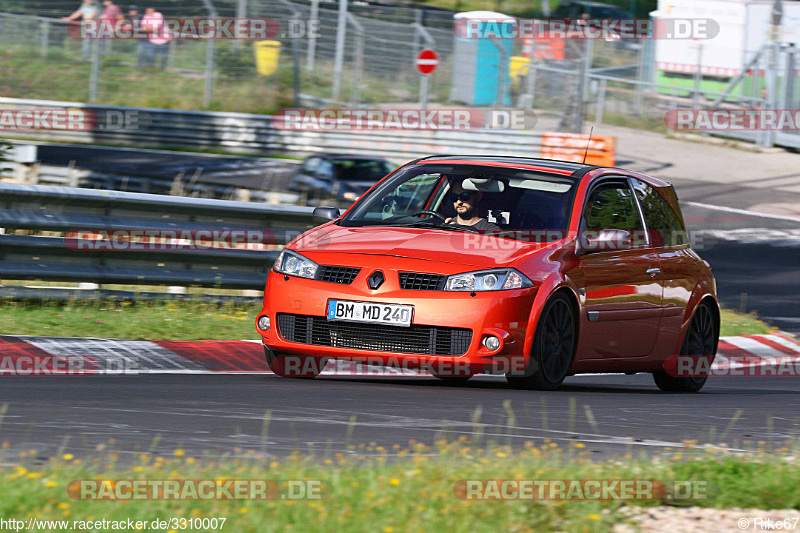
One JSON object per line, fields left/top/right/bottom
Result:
{"left": 333, "top": 159, "right": 393, "bottom": 181}
{"left": 591, "top": 6, "right": 631, "bottom": 18}
{"left": 340, "top": 164, "right": 578, "bottom": 239}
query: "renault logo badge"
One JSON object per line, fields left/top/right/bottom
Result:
{"left": 367, "top": 270, "right": 384, "bottom": 290}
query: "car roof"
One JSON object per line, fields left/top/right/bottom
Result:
{"left": 413, "top": 155, "right": 597, "bottom": 176}
{"left": 314, "top": 154, "right": 390, "bottom": 162}
{"left": 566, "top": 1, "right": 620, "bottom": 7}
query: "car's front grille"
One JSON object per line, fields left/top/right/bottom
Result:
{"left": 316, "top": 265, "right": 360, "bottom": 285}
{"left": 399, "top": 272, "right": 447, "bottom": 290}
{"left": 276, "top": 314, "right": 472, "bottom": 356}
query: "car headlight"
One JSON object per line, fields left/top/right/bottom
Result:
{"left": 444, "top": 268, "right": 533, "bottom": 291}
{"left": 273, "top": 250, "right": 318, "bottom": 279}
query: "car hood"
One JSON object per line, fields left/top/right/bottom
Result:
{"left": 289, "top": 224, "right": 553, "bottom": 268}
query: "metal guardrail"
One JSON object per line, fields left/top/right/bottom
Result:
{"left": 0, "top": 182, "right": 316, "bottom": 290}
{"left": 0, "top": 286, "right": 262, "bottom": 303}
{"left": 3, "top": 163, "right": 300, "bottom": 203}
{"left": 0, "top": 97, "right": 548, "bottom": 161}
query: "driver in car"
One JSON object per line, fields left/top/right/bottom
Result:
{"left": 444, "top": 180, "right": 501, "bottom": 230}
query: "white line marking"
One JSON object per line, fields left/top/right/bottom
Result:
{"left": 686, "top": 201, "right": 800, "bottom": 223}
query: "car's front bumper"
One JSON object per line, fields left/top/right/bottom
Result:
{"left": 257, "top": 264, "right": 538, "bottom": 374}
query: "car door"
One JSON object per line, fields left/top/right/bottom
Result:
{"left": 577, "top": 178, "right": 663, "bottom": 358}
{"left": 630, "top": 178, "right": 695, "bottom": 332}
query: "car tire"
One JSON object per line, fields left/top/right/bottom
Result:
{"left": 506, "top": 292, "right": 577, "bottom": 391}
{"left": 653, "top": 301, "right": 717, "bottom": 393}
{"left": 264, "top": 347, "right": 324, "bottom": 379}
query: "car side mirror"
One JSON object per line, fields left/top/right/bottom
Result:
{"left": 577, "top": 229, "right": 632, "bottom": 254}
{"left": 312, "top": 206, "right": 341, "bottom": 225}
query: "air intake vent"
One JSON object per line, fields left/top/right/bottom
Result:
{"left": 316, "top": 265, "right": 360, "bottom": 285}
{"left": 277, "top": 314, "right": 472, "bottom": 356}
{"left": 399, "top": 272, "right": 446, "bottom": 290}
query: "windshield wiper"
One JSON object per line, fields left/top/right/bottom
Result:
{"left": 391, "top": 221, "right": 480, "bottom": 234}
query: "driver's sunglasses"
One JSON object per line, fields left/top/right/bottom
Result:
{"left": 447, "top": 192, "right": 475, "bottom": 203}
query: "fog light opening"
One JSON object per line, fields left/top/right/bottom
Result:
{"left": 258, "top": 315, "right": 271, "bottom": 330}
{"left": 483, "top": 335, "right": 501, "bottom": 351}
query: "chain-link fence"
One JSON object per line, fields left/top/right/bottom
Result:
{"left": 0, "top": 0, "right": 457, "bottom": 111}
{"left": 2, "top": 1, "right": 799, "bottom": 148}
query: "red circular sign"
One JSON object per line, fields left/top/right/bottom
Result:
{"left": 415, "top": 49, "right": 439, "bottom": 75}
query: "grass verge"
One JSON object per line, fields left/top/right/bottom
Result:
{"left": 0, "top": 298, "right": 778, "bottom": 340}
{"left": 0, "top": 299, "right": 257, "bottom": 340}
{"left": 1, "top": 439, "right": 798, "bottom": 532}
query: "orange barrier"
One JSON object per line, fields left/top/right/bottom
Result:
{"left": 540, "top": 132, "right": 616, "bottom": 167}
{"left": 534, "top": 39, "right": 565, "bottom": 60}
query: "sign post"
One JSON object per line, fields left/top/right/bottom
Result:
{"left": 415, "top": 49, "right": 439, "bottom": 110}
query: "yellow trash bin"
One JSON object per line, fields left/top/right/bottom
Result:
{"left": 509, "top": 56, "right": 530, "bottom": 81}
{"left": 254, "top": 40, "right": 281, "bottom": 76}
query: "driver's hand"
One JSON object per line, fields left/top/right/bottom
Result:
{"left": 444, "top": 217, "right": 454, "bottom": 224}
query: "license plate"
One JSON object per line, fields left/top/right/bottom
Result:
{"left": 326, "top": 300, "right": 413, "bottom": 327}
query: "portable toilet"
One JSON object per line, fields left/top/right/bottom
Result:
{"left": 450, "top": 11, "right": 514, "bottom": 105}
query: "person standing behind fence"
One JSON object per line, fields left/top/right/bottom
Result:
{"left": 98, "top": 0, "right": 123, "bottom": 53}
{"left": 141, "top": 7, "right": 170, "bottom": 68}
{"left": 121, "top": 5, "right": 145, "bottom": 66}
{"left": 62, "top": 0, "right": 99, "bottom": 59}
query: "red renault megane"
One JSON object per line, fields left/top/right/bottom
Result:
{"left": 256, "top": 156, "right": 719, "bottom": 391}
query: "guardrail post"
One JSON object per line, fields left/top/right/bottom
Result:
{"left": 347, "top": 13, "right": 364, "bottom": 107}
{"left": 40, "top": 20, "right": 50, "bottom": 57}
{"left": 635, "top": 41, "right": 646, "bottom": 115}
{"left": 595, "top": 78, "right": 606, "bottom": 125}
{"left": 781, "top": 44, "right": 795, "bottom": 111}
{"left": 234, "top": 0, "right": 247, "bottom": 51}
{"left": 692, "top": 43, "right": 703, "bottom": 108}
{"left": 278, "top": 0, "right": 303, "bottom": 108}
{"left": 412, "top": 9, "right": 423, "bottom": 60}
{"left": 204, "top": 40, "right": 215, "bottom": 108}
{"left": 488, "top": 36, "right": 508, "bottom": 107}
{"left": 201, "top": 0, "right": 217, "bottom": 108}
{"left": 522, "top": 61, "right": 536, "bottom": 109}
{"left": 89, "top": 39, "right": 100, "bottom": 102}
{"left": 307, "top": 0, "right": 319, "bottom": 71}
{"left": 331, "top": 0, "right": 348, "bottom": 102}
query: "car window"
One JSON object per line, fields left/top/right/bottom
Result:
{"left": 632, "top": 179, "right": 688, "bottom": 247}
{"left": 300, "top": 157, "right": 320, "bottom": 174}
{"left": 316, "top": 159, "right": 334, "bottom": 180}
{"left": 373, "top": 173, "right": 442, "bottom": 219}
{"left": 551, "top": 3, "right": 573, "bottom": 17}
{"left": 333, "top": 160, "right": 392, "bottom": 181}
{"left": 582, "top": 181, "right": 644, "bottom": 234}
{"left": 341, "top": 164, "right": 578, "bottom": 236}
{"left": 592, "top": 6, "right": 631, "bottom": 18}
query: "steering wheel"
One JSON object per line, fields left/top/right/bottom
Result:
{"left": 410, "top": 209, "right": 447, "bottom": 222}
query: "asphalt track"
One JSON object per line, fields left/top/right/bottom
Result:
{"left": 0, "top": 374, "right": 797, "bottom": 461}
{"left": 3, "top": 143, "right": 798, "bottom": 460}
